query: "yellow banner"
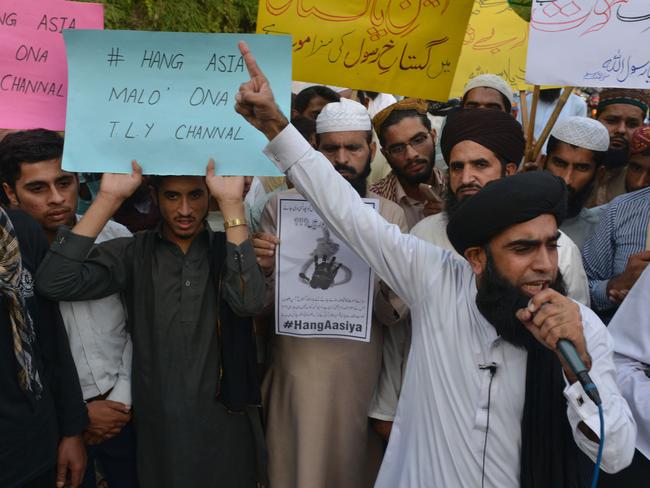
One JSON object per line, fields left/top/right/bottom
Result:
{"left": 257, "top": 1, "right": 474, "bottom": 101}
{"left": 450, "top": 0, "right": 529, "bottom": 99}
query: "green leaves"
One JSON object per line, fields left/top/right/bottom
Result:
{"left": 507, "top": 0, "right": 532, "bottom": 22}
{"left": 82, "top": 0, "right": 259, "bottom": 33}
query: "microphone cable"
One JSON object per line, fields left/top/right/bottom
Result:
{"left": 590, "top": 404, "right": 605, "bottom": 488}
{"left": 479, "top": 363, "right": 497, "bottom": 488}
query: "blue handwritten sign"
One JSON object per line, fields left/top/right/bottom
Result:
{"left": 62, "top": 30, "right": 291, "bottom": 175}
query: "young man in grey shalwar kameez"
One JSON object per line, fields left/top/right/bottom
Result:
{"left": 36, "top": 161, "right": 267, "bottom": 488}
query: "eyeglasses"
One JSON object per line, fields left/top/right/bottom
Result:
{"left": 386, "top": 132, "right": 430, "bottom": 158}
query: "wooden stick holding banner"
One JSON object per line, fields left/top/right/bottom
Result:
{"left": 524, "top": 85, "right": 540, "bottom": 163}
{"left": 531, "top": 87, "right": 573, "bottom": 161}
{"left": 519, "top": 89, "right": 529, "bottom": 135}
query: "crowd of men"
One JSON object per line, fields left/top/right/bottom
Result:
{"left": 1, "top": 39, "right": 649, "bottom": 488}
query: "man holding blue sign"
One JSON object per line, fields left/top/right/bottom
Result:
{"left": 36, "top": 161, "right": 267, "bottom": 487}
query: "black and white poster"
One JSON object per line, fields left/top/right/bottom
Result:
{"left": 275, "top": 194, "right": 377, "bottom": 342}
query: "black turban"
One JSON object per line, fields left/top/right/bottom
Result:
{"left": 446, "top": 171, "right": 567, "bottom": 256}
{"left": 440, "top": 108, "right": 525, "bottom": 165}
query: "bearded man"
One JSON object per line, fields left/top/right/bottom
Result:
{"left": 626, "top": 125, "right": 650, "bottom": 194}
{"left": 253, "top": 98, "right": 408, "bottom": 488}
{"left": 235, "top": 41, "right": 636, "bottom": 487}
{"left": 369, "top": 98, "right": 446, "bottom": 229}
{"left": 543, "top": 116, "right": 610, "bottom": 250}
{"left": 588, "top": 88, "right": 649, "bottom": 206}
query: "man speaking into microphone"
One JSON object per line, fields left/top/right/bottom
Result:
{"left": 234, "top": 41, "right": 636, "bottom": 488}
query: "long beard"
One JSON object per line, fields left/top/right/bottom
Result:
{"left": 566, "top": 178, "right": 595, "bottom": 218}
{"left": 389, "top": 144, "right": 436, "bottom": 186}
{"left": 334, "top": 154, "right": 372, "bottom": 197}
{"left": 476, "top": 254, "right": 567, "bottom": 350}
{"left": 604, "top": 145, "right": 630, "bottom": 169}
{"left": 445, "top": 188, "right": 463, "bottom": 218}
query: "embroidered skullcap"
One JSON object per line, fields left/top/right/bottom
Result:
{"left": 316, "top": 98, "right": 371, "bottom": 134}
{"left": 447, "top": 171, "right": 567, "bottom": 257}
{"left": 463, "top": 74, "right": 514, "bottom": 108}
{"left": 550, "top": 116, "right": 609, "bottom": 152}
{"left": 440, "top": 108, "right": 525, "bottom": 165}
{"left": 598, "top": 89, "right": 649, "bottom": 116}
{"left": 371, "top": 98, "right": 429, "bottom": 135}
{"left": 631, "top": 125, "right": 650, "bottom": 155}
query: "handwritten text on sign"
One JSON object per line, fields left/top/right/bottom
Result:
{"left": 257, "top": 0, "right": 474, "bottom": 100}
{"left": 62, "top": 31, "right": 290, "bottom": 176}
{"left": 275, "top": 195, "right": 377, "bottom": 342}
{"left": 526, "top": 0, "right": 650, "bottom": 88}
{"left": 0, "top": 0, "right": 104, "bottom": 130}
{"left": 450, "top": 0, "right": 529, "bottom": 98}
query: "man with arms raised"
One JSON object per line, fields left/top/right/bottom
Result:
{"left": 366, "top": 98, "right": 446, "bottom": 438}
{"left": 235, "top": 41, "right": 636, "bottom": 487}
{"left": 376, "top": 109, "right": 590, "bottom": 438}
{"left": 36, "top": 161, "right": 266, "bottom": 488}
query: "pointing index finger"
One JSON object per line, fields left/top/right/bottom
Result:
{"left": 238, "top": 40, "right": 263, "bottom": 79}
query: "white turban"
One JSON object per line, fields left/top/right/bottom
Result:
{"left": 463, "top": 74, "right": 514, "bottom": 107}
{"left": 316, "top": 98, "right": 371, "bottom": 134}
{"left": 550, "top": 116, "right": 610, "bottom": 152}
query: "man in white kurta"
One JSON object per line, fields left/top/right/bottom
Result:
{"left": 260, "top": 122, "right": 636, "bottom": 487}
{"left": 234, "top": 42, "right": 636, "bottom": 487}
{"left": 603, "top": 266, "right": 650, "bottom": 485}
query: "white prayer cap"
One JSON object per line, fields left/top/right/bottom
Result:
{"left": 463, "top": 74, "right": 514, "bottom": 107}
{"left": 550, "top": 116, "right": 610, "bottom": 152}
{"left": 316, "top": 98, "right": 372, "bottom": 134}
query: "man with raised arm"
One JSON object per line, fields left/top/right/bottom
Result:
{"left": 234, "top": 41, "right": 636, "bottom": 488}
{"left": 35, "top": 161, "right": 267, "bottom": 488}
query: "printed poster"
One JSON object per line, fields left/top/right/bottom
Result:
{"left": 275, "top": 194, "right": 377, "bottom": 342}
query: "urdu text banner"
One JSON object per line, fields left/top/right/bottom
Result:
{"left": 257, "top": 0, "right": 474, "bottom": 101}
{"left": 526, "top": 0, "right": 650, "bottom": 88}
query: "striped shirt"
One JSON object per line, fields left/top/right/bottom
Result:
{"left": 582, "top": 187, "right": 650, "bottom": 320}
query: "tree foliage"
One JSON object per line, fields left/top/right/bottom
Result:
{"left": 81, "top": 0, "right": 259, "bottom": 33}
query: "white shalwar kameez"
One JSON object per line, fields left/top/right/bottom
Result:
{"left": 263, "top": 124, "right": 636, "bottom": 488}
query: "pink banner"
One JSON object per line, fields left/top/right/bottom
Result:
{"left": 0, "top": 0, "right": 103, "bottom": 130}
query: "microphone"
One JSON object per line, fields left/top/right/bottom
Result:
{"left": 479, "top": 362, "right": 498, "bottom": 375}
{"left": 527, "top": 300, "right": 602, "bottom": 406}
{"left": 557, "top": 339, "right": 602, "bottom": 406}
